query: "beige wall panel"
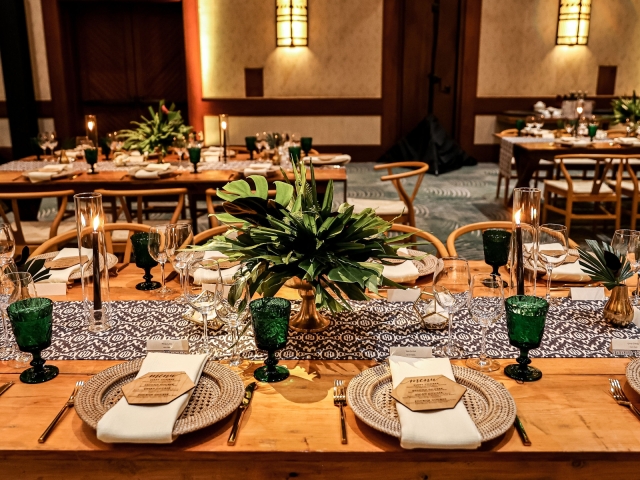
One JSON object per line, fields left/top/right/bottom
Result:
{"left": 204, "top": 115, "right": 381, "bottom": 146}
{"left": 474, "top": 115, "right": 498, "bottom": 145}
{"left": 24, "top": 0, "right": 51, "bottom": 101}
{"left": 0, "top": 119, "right": 11, "bottom": 147}
{"left": 199, "top": 0, "right": 382, "bottom": 98}
{"left": 478, "top": 0, "right": 640, "bottom": 97}
{"left": 0, "top": 51, "right": 5, "bottom": 101}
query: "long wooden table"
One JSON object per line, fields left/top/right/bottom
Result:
{"left": 1, "top": 262, "right": 639, "bottom": 479}
{"left": 0, "top": 154, "right": 348, "bottom": 233}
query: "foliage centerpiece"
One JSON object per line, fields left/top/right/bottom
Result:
{"left": 197, "top": 163, "right": 408, "bottom": 313}
{"left": 578, "top": 240, "right": 634, "bottom": 327}
{"left": 118, "top": 100, "right": 192, "bottom": 156}
{"left": 611, "top": 91, "right": 640, "bottom": 127}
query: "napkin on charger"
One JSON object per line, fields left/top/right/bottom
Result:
{"left": 40, "top": 247, "right": 93, "bottom": 284}
{"left": 570, "top": 287, "right": 606, "bottom": 300}
{"left": 26, "top": 164, "right": 69, "bottom": 183}
{"left": 131, "top": 163, "right": 172, "bottom": 179}
{"left": 382, "top": 248, "right": 420, "bottom": 284}
{"left": 243, "top": 165, "right": 272, "bottom": 177}
{"left": 96, "top": 352, "right": 209, "bottom": 444}
{"left": 389, "top": 356, "right": 482, "bottom": 450}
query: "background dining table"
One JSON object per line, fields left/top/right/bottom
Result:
{"left": 0, "top": 153, "right": 348, "bottom": 233}
{"left": 0, "top": 261, "right": 639, "bottom": 479}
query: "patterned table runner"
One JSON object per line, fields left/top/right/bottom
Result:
{"left": 30, "top": 299, "right": 640, "bottom": 361}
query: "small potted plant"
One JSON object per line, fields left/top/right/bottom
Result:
{"left": 578, "top": 240, "right": 634, "bottom": 327}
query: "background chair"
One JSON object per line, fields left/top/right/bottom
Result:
{"left": 0, "top": 190, "right": 76, "bottom": 250}
{"left": 388, "top": 224, "right": 448, "bottom": 257}
{"left": 607, "top": 156, "right": 639, "bottom": 229}
{"left": 30, "top": 222, "right": 151, "bottom": 267}
{"left": 446, "top": 220, "right": 579, "bottom": 257}
{"left": 348, "top": 162, "right": 428, "bottom": 227}
{"left": 542, "top": 154, "right": 623, "bottom": 235}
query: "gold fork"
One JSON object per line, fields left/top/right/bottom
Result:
{"left": 609, "top": 378, "right": 640, "bottom": 421}
{"left": 38, "top": 380, "right": 84, "bottom": 443}
{"left": 333, "top": 379, "right": 347, "bottom": 444}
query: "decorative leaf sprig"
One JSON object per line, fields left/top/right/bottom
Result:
{"left": 192, "top": 162, "right": 425, "bottom": 312}
{"left": 20, "top": 258, "right": 51, "bottom": 283}
{"left": 612, "top": 91, "right": 640, "bottom": 125}
{"left": 578, "top": 240, "right": 633, "bottom": 290}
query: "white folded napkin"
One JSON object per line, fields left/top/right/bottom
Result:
{"left": 40, "top": 247, "right": 92, "bottom": 283}
{"left": 97, "top": 352, "right": 209, "bottom": 444}
{"left": 145, "top": 163, "right": 171, "bottom": 171}
{"left": 207, "top": 146, "right": 223, "bottom": 152}
{"left": 40, "top": 165, "right": 68, "bottom": 173}
{"left": 383, "top": 248, "right": 420, "bottom": 284}
{"left": 570, "top": 287, "right": 606, "bottom": 300}
{"left": 250, "top": 162, "right": 272, "bottom": 169}
{"left": 134, "top": 169, "right": 160, "bottom": 179}
{"left": 389, "top": 356, "right": 482, "bottom": 450}
{"left": 244, "top": 167, "right": 271, "bottom": 177}
{"left": 26, "top": 171, "right": 57, "bottom": 183}
{"left": 203, "top": 251, "right": 229, "bottom": 260}
{"left": 545, "top": 259, "right": 590, "bottom": 282}
{"left": 194, "top": 264, "right": 240, "bottom": 285}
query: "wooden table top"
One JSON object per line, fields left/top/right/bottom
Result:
{"left": 514, "top": 140, "right": 640, "bottom": 153}
{"left": 1, "top": 261, "right": 639, "bottom": 477}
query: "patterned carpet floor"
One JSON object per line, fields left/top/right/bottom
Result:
{"left": 27, "top": 163, "right": 618, "bottom": 260}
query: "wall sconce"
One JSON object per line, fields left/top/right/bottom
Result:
{"left": 85, "top": 115, "right": 99, "bottom": 148}
{"left": 556, "top": 0, "right": 591, "bottom": 46}
{"left": 276, "top": 0, "right": 308, "bottom": 47}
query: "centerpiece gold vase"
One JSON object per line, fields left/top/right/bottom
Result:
{"left": 603, "top": 286, "right": 634, "bottom": 327}
{"left": 285, "top": 278, "right": 330, "bottom": 333}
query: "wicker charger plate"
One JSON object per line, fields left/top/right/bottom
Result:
{"left": 625, "top": 358, "right": 640, "bottom": 395}
{"left": 347, "top": 364, "right": 517, "bottom": 443}
{"left": 383, "top": 249, "right": 438, "bottom": 277}
{"left": 30, "top": 251, "right": 118, "bottom": 281}
{"left": 74, "top": 358, "right": 245, "bottom": 436}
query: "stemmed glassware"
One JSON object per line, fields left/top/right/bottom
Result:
{"left": 564, "top": 119, "right": 575, "bottom": 137}
{"left": 534, "top": 113, "right": 545, "bottom": 131}
{"left": 47, "top": 132, "right": 58, "bottom": 157}
{"left": 0, "top": 224, "right": 16, "bottom": 359}
{"left": 185, "top": 259, "right": 222, "bottom": 355}
{"left": 611, "top": 229, "right": 637, "bottom": 257}
{"left": 525, "top": 115, "right": 536, "bottom": 133}
{"left": 623, "top": 231, "right": 640, "bottom": 306}
{"left": 167, "top": 223, "right": 193, "bottom": 302}
{"left": 37, "top": 133, "right": 49, "bottom": 160}
{"left": 482, "top": 228, "right": 511, "bottom": 287}
{"left": 148, "top": 225, "right": 174, "bottom": 297}
{"left": 173, "top": 135, "right": 187, "bottom": 171}
{"left": 538, "top": 224, "right": 568, "bottom": 305}
{"left": 5, "top": 272, "right": 35, "bottom": 368}
{"left": 466, "top": 273, "right": 504, "bottom": 372}
{"left": 215, "top": 274, "right": 251, "bottom": 372}
{"left": 433, "top": 257, "right": 470, "bottom": 358}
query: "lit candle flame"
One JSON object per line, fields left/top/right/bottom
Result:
{"left": 515, "top": 209, "right": 521, "bottom": 226}
{"left": 221, "top": 121, "right": 227, "bottom": 130}
{"left": 88, "top": 120, "right": 95, "bottom": 131}
{"left": 92, "top": 215, "right": 100, "bottom": 231}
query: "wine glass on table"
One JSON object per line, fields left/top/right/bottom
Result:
{"left": 148, "top": 225, "right": 174, "bottom": 297}
{"left": 564, "top": 119, "right": 575, "bottom": 137}
{"left": 5, "top": 272, "right": 36, "bottom": 368}
{"left": 37, "top": 133, "right": 48, "bottom": 160}
{"left": 482, "top": 229, "right": 511, "bottom": 287}
{"left": 611, "top": 229, "right": 637, "bottom": 257}
{"left": 167, "top": 223, "right": 193, "bottom": 302}
{"left": 534, "top": 113, "right": 545, "bottom": 132}
{"left": 466, "top": 273, "right": 504, "bottom": 372}
{"left": 185, "top": 258, "right": 223, "bottom": 355}
{"left": 628, "top": 232, "right": 640, "bottom": 306}
{"left": 538, "top": 224, "right": 568, "bottom": 305}
{"left": 215, "top": 273, "right": 251, "bottom": 372}
{"left": 47, "top": 132, "right": 58, "bottom": 158}
{"left": 525, "top": 115, "right": 536, "bottom": 134}
{"left": 173, "top": 135, "right": 187, "bottom": 171}
{"left": 433, "top": 257, "right": 470, "bottom": 358}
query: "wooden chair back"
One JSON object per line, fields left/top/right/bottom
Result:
{"left": 389, "top": 224, "right": 448, "bottom": 258}
{"left": 554, "top": 154, "right": 625, "bottom": 196}
{"left": 30, "top": 223, "right": 151, "bottom": 265}
{"left": 375, "top": 162, "right": 428, "bottom": 226}
{"left": 95, "top": 188, "right": 187, "bottom": 225}
{"left": 0, "top": 190, "right": 75, "bottom": 247}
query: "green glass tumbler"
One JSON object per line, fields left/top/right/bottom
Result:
{"left": 245, "top": 136, "right": 257, "bottom": 159}
{"left": 504, "top": 295, "right": 549, "bottom": 382}
{"left": 515, "top": 119, "right": 525, "bottom": 136}
{"left": 288, "top": 146, "right": 301, "bottom": 167}
{"left": 188, "top": 147, "right": 201, "bottom": 173}
{"left": 482, "top": 229, "right": 511, "bottom": 287}
{"left": 85, "top": 148, "right": 98, "bottom": 174}
{"left": 7, "top": 298, "right": 58, "bottom": 384}
{"left": 588, "top": 124, "right": 598, "bottom": 141}
{"left": 300, "top": 137, "right": 313, "bottom": 156}
{"left": 130, "top": 233, "right": 160, "bottom": 291}
{"left": 250, "top": 297, "right": 291, "bottom": 383}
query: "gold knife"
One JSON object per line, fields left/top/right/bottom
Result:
{"left": 0, "top": 382, "right": 13, "bottom": 397}
{"left": 227, "top": 382, "right": 257, "bottom": 446}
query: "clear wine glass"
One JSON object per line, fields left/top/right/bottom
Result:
{"left": 466, "top": 273, "right": 504, "bottom": 372}
{"left": 48, "top": 131, "right": 58, "bottom": 157}
{"left": 215, "top": 273, "right": 251, "bottom": 372}
{"left": 626, "top": 232, "right": 640, "bottom": 306}
{"left": 564, "top": 120, "right": 575, "bottom": 136}
{"left": 0, "top": 260, "right": 17, "bottom": 359}
{"left": 534, "top": 113, "right": 545, "bottom": 131}
{"left": 0, "top": 224, "right": 15, "bottom": 263}
{"left": 538, "top": 224, "right": 568, "bottom": 305}
{"left": 148, "top": 225, "right": 174, "bottom": 297}
{"left": 185, "top": 258, "right": 222, "bottom": 355}
{"left": 173, "top": 135, "right": 187, "bottom": 171}
{"left": 611, "top": 229, "right": 637, "bottom": 257}
{"left": 433, "top": 257, "right": 470, "bottom": 358}
{"left": 525, "top": 115, "right": 536, "bottom": 133}
{"left": 167, "top": 223, "right": 193, "bottom": 302}
{"left": 4, "top": 271, "right": 35, "bottom": 368}
{"left": 37, "top": 132, "right": 48, "bottom": 160}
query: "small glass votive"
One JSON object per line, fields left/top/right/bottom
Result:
{"left": 504, "top": 295, "right": 549, "bottom": 382}
{"left": 250, "top": 297, "right": 291, "bottom": 383}
{"left": 413, "top": 290, "right": 448, "bottom": 330}
{"left": 7, "top": 298, "right": 58, "bottom": 384}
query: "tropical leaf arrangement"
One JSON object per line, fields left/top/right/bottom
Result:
{"left": 20, "top": 258, "right": 51, "bottom": 283}
{"left": 611, "top": 91, "right": 640, "bottom": 125}
{"left": 193, "top": 163, "right": 413, "bottom": 312}
{"left": 578, "top": 240, "right": 633, "bottom": 290}
{"left": 117, "top": 100, "right": 192, "bottom": 155}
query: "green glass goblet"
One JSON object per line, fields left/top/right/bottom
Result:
{"left": 515, "top": 119, "right": 525, "bottom": 136}
{"left": 482, "top": 228, "right": 511, "bottom": 288}
{"left": 588, "top": 124, "right": 598, "bottom": 141}
{"left": 300, "top": 137, "right": 313, "bottom": 156}
{"left": 250, "top": 297, "right": 291, "bottom": 383}
{"left": 245, "top": 136, "right": 257, "bottom": 160}
{"left": 85, "top": 148, "right": 99, "bottom": 174}
{"left": 130, "top": 233, "right": 160, "bottom": 291}
{"left": 288, "top": 146, "right": 301, "bottom": 167}
{"left": 188, "top": 147, "right": 201, "bottom": 173}
{"left": 504, "top": 295, "right": 549, "bottom": 382}
{"left": 7, "top": 298, "right": 58, "bottom": 384}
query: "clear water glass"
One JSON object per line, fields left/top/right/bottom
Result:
{"left": 167, "top": 223, "right": 193, "bottom": 302}
{"left": 538, "top": 224, "right": 568, "bottom": 305}
{"left": 466, "top": 273, "right": 504, "bottom": 372}
{"left": 215, "top": 274, "right": 251, "bottom": 372}
{"left": 148, "top": 225, "right": 174, "bottom": 297}
{"left": 433, "top": 257, "right": 470, "bottom": 359}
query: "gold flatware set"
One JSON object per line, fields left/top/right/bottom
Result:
{"left": 38, "top": 380, "right": 84, "bottom": 443}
